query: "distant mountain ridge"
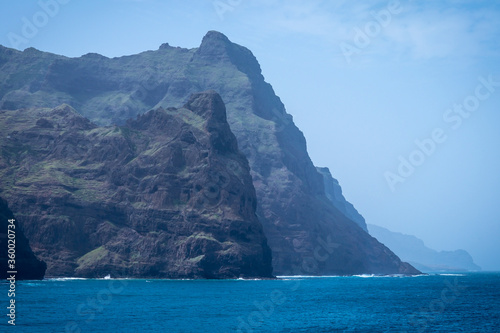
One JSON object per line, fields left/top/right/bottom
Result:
{"left": 0, "top": 31, "right": 419, "bottom": 276}
{"left": 368, "top": 224, "right": 481, "bottom": 272}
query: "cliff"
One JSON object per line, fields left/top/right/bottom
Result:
{"left": 316, "top": 167, "right": 368, "bottom": 232}
{"left": 0, "top": 197, "right": 46, "bottom": 280}
{"left": 0, "top": 91, "right": 273, "bottom": 278}
{"left": 0, "top": 31, "right": 419, "bottom": 275}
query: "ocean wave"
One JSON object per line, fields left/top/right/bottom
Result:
{"left": 47, "top": 277, "right": 88, "bottom": 281}
{"left": 276, "top": 275, "right": 340, "bottom": 279}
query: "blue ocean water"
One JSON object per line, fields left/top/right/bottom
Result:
{"left": 1, "top": 272, "right": 499, "bottom": 332}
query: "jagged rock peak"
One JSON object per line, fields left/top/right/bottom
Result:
{"left": 159, "top": 42, "right": 172, "bottom": 50}
{"left": 49, "top": 104, "right": 96, "bottom": 130}
{"left": 194, "top": 31, "right": 262, "bottom": 78}
{"left": 195, "top": 31, "right": 233, "bottom": 60}
{"left": 52, "top": 103, "right": 80, "bottom": 115}
{"left": 184, "top": 90, "right": 239, "bottom": 155}
{"left": 130, "top": 91, "right": 227, "bottom": 129}
{"left": 201, "top": 30, "right": 231, "bottom": 45}
{"left": 183, "top": 90, "right": 227, "bottom": 122}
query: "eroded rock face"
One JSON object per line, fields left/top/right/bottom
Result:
{"left": 316, "top": 167, "right": 368, "bottom": 232}
{"left": 0, "top": 31, "right": 419, "bottom": 275}
{"left": 0, "top": 197, "right": 46, "bottom": 280}
{"left": 0, "top": 91, "right": 273, "bottom": 278}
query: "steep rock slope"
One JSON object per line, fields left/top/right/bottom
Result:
{"left": 0, "top": 91, "right": 273, "bottom": 278}
{"left": 0, "top": 32, "right": 418, "bottom": 275}
{"left": 368, "top": 224, "right": 481, "bottom": 272}
{"left": 0, "top": 197, "right": 46, "bottom": 280}
{"left": 316, "top": 167, "right": 367, "bottom": 231}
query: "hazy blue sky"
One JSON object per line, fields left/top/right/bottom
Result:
{"left": 1, "top": 0, "right": 499, "bottom": 270}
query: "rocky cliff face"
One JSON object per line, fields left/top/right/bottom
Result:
{"left": 368, "top": 224, "right": 481, "bottom": 272}
{"left": 316, "top": 167, "right": 368, "bottom": 232}
{"left": 0, "top": 91, "right": 273, "bottom": 278}
{"left": 0, "top": 31, "right": 419, "bottom": 275}
{"left": 0, "top": 197, "right": 46, "bottom": 280}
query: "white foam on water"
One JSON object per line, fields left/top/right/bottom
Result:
{"left": 277, "top": 275, "right": 341, "bottom": 279}
{"left": 22, "top": 282, "right": 43, "bottom": 286}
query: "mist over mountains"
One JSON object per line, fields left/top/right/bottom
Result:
{"left": 368, "top": 224, "right": 481, "bottom": 272}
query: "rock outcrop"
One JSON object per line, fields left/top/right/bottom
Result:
{"left": 0, "top": 31, "right": 419, "bottom": 275}
{"left": 0, "top": 197, "right": 46, "bottom": 280}
{"left": 0, "top": 91, "right": 273, "bottom": 278}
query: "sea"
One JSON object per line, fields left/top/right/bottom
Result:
{"left": 1, "top": 272, "right": 499, "bottom": 332}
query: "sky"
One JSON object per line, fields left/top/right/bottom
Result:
{"left": 1, "top": 0, "right": 499, "bottom": 270}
